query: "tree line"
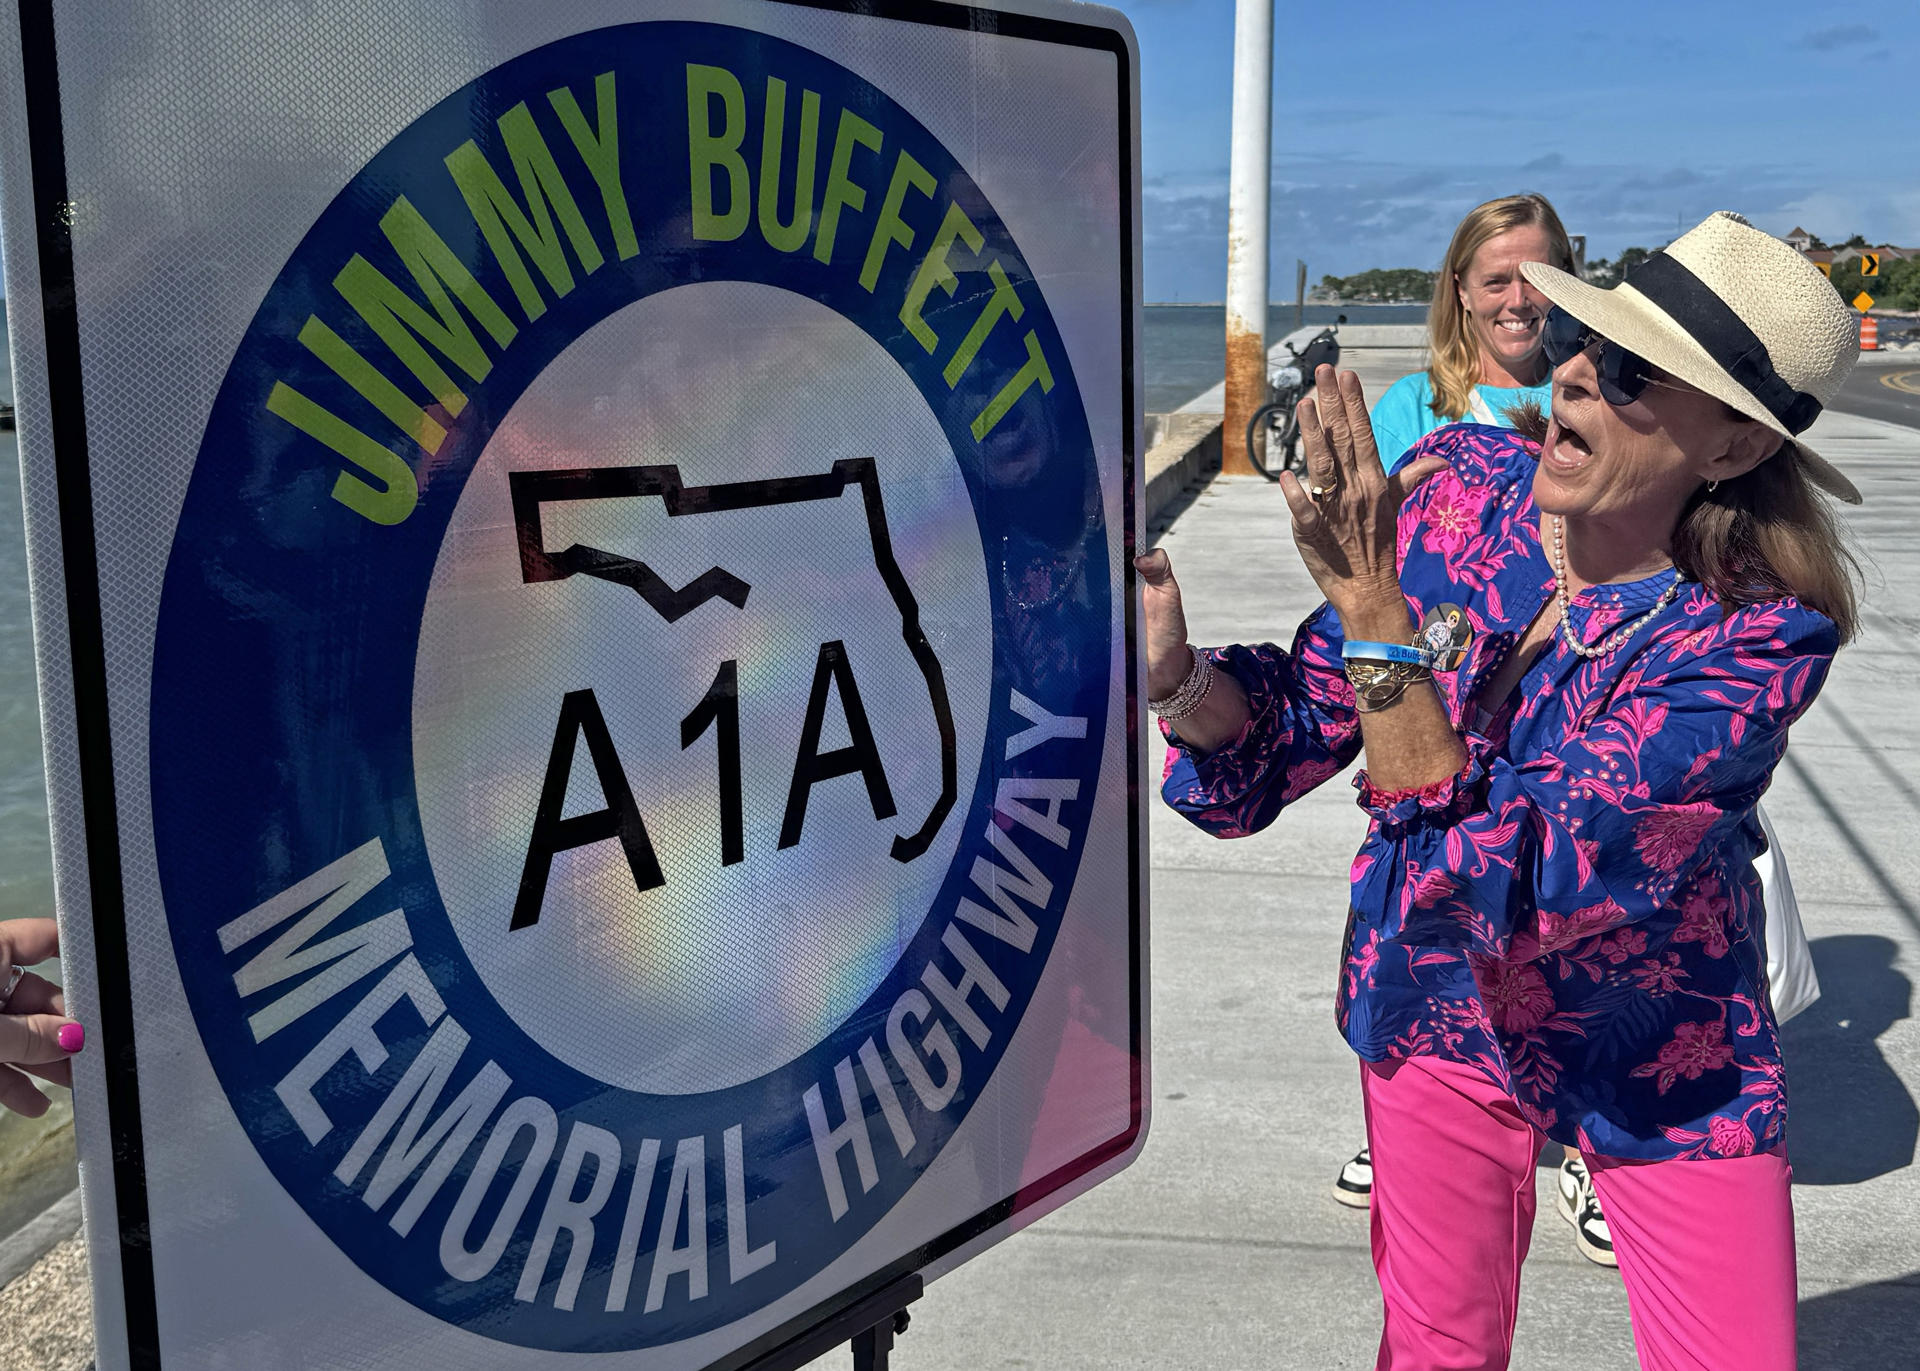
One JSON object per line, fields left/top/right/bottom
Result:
{"left": 1586, "top": 239, "right": 1920, "bottom": 311}
{"left": 1316, "top": 267, "right": 1436, "bottom": 302}
{"left": 1317, "top": 237, "right": 1919, "bottom": 311}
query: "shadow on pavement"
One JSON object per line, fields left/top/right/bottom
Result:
{"left": 1781, "top": 935, "right": 1917, "bottom": 1185}
{"left": 1798, "top": 1271, "right": 1920, "bottom": 1370}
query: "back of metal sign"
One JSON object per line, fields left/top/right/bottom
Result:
{"left": 0, "top": 1, "right": 1145, "bottom": 1365}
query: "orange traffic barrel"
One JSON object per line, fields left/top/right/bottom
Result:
{"left": 1861, "top": 315, "right": 1880, "bottom": 351}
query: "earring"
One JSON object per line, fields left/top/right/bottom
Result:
{"left": 1707, "top": 479, "right": 1720, "bottom": 493}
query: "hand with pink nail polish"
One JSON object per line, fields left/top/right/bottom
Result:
{"left": 0, "top": 917, "right": 83, "bottom": 1118}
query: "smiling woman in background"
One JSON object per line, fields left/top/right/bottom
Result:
{"left": 1368, "top": 193, "right": 1575, "bottom": 471}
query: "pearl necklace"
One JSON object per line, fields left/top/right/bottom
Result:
{"left": 1549, "top": 516, "right": 1682, "bottom": 660}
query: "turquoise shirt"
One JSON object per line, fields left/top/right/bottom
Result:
{"left": 1369, "top": 371, "right": 1552, "bottom": 473}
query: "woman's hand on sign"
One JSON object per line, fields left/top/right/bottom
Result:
{"left": 1133, "top": 547, "right": 1252, "bottom": 752}
{"left": 1278, "top": 366, "right": 1446, "bottom": 641}
{"left": 0, "top": 918, "right": 85, "bottom": 1118}
{"left": 1133, "top": 548, "right": 1194, "bottom": 699}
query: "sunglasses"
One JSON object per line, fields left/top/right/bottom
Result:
{"left": 1540, "top": 306, "right": 1662, "bottom": 406}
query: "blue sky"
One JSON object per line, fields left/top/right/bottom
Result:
{"left": 1121, "top": 0, "right": 1920, "bottom": 300}
{"left": 1, "top": 4, "right": 1912, "bottom": 306}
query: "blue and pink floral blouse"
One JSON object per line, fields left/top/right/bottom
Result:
{"left": 1161, "top": 425, "right": 1837, "bottom": 1162}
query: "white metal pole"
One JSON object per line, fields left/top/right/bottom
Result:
{"left": 1222, "top": 0, "right": 1273, "bottom": 476}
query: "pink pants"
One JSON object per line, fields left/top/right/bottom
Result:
{"left": 1360, "top": 1056, "right": 1796, "bottom": 1371}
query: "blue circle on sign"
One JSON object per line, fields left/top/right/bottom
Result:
{"left": 148, "top": 22, "right": 1109, "bottom": 1351}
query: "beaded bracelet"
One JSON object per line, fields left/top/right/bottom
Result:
{"left": 1148, "top": 646, "right": 1215, "bottom": 720}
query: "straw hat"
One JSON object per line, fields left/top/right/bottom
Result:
{"left": 1520, "top": 211, "right": 1862, "bottom": 504}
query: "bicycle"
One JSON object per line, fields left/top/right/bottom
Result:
{"left": 1244, "top": 318, "right": 1341, "bottom": 479}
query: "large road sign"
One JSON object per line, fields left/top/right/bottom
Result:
{"left": 1860, "top": 252, "right": 1880, "bottom": 277}
{"left": 0, "top": 2, "right": 1146, "bottom": 1365}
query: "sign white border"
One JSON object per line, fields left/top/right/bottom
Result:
{"left": 0, "top": 1, "right": 1147, "bottom": 1366}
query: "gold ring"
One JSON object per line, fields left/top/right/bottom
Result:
{"left": 1309, "top": 484, "right": 1334, "bottom": 502}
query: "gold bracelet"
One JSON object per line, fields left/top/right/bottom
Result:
{"left": 1344, "top": 659, "right": 1432, "bottom": 714}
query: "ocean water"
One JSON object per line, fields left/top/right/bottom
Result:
{"left": 1, "top": 296, "right": 49, "bottom": 924}
{"left": 0, "top": 294, "right": 47, "bottom": 930}
{"left": 1141, "top": 301, "right": 1429, "bottom": 412}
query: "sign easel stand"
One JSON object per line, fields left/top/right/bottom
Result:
{"left": 732, "top": 1273, "right": 923, "bottom": 1371}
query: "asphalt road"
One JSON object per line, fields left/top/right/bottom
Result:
{"left": 1830, "top": 356, "right": 1920, "bottom": 429}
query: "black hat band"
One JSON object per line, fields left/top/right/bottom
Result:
{"left": 1626, "top": 254, "right": 1824, "bottom": 435}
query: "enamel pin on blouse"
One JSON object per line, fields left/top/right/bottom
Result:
{"left": 1418, "top": 603, "right": 1473, "bottom": 671}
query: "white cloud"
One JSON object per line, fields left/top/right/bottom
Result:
{"left": 1139, "top": 151, "right": 1920, "bottom": 300}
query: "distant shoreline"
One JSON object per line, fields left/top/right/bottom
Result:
{"left": 1141, "top": 300, "right": 1920, "bottom": 320}
{"left": 1144, "top": 299, "right": 1426, "bottom": 309}
{"left": 2, "top": 294, "right": 1912, "bottom": 315}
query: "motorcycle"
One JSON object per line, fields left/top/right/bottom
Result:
{"left": 1244, "top": 315, "right": 1343, "bottom": 478}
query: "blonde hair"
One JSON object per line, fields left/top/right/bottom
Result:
{"left": 1426, "top": 193, "right": 1575, "bottom": 422}
{"left": 1674, "top": 437, "right": 1860, "bottom": 643}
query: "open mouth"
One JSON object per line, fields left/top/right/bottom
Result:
{"left": 1546, "top": 411, "right": 1593, "bottom": 470}
{"left": 1496, "top": 317, "right": 1539, "bottom": 336}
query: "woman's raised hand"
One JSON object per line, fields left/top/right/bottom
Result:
{"left": 1277, "top": 366, "right": 1446, "bottom": 639}
{"left": 1132, "top": 547, "right": 1192, "bottom": 698}
{"left": 0, "top": 917, "right": 84, "bottom": 1118}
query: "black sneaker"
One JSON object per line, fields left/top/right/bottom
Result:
{"left": 1556, "top": 1155, "right": 1617, "bottom": 1267}
{"left": 1333, "top": 1146, "right": 1372, "bottom": 1208}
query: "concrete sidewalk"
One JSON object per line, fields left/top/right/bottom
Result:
{"left": 801, "top": 401, "right": 1920, "bottom": 1368}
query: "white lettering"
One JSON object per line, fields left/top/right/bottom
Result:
{"left": 337, "top": 1015, "right": 511, "bottom": 1236}
{"left": 886, "top": 988, "right": 960, "bottom": 1111}
{"left": 1003, "top": 691, "right": 1086, "bottom": 760}
{"left": 440, "top": 1096, "right": 558, "bottom": 1282}
{"left": 219, "top": 838, "right": 411, "bottom": 1041}
{"left": 857, "top": 1037, "right": 915, "bottom": 1158}
{"left": 994, "top": 776, "right": 1078, "bottom": 849}
{"left": 956, "top": 818, "right": 1058, "bottom": 953}
{"left": 723, "top": 1124, "right": 777, "bottom": 1283}
{"left": 921, "top": 924, "right": 1009, "bottom": 1050}
{"left": 645, "top": 1136, "right": 710, "bottom": 1313}
{"left": 518, "top": 1121, "right": 621, "bottom": 1310}
{"left": 273, "top": 955, "right": 442, "bottom": 1143}
{"left": 803, "top": 1058, "right": 878, "bottom": 1221}
{"left": 604, "top": 1137, "right": 662, "bottom": 1313}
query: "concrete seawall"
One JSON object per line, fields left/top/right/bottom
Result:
{"left": 1143, "top": 410, "right": 1223, "bottom": 527}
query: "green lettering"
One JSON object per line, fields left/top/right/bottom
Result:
{"left": 970, "top": 331, "right": 1054, "bottom": 442}
{"left": 334, "top": 196, "right": 516, "bottom": 420}
{"left": 859, "top": 151, "right": 935, "bottom": 293}
{"left": 812, "top": 110, "right": 881, "bottom": 265}
{"left": 756, "top": 77, "right": 820, "bottom": 254}
{"left": 686, "top": 63, "right": 749, "bottom": 242}
{"left": 901, "top": 202, "right": 984, "bottom": 354}
{"left": 446, "top": 102, "right": 604, "bottom": 322}
{"left": 266, "top": 382, "right": 418, "bottom": 526}
{"left": 549, "top": 72, "right": 639, "bottom": 260}
{"left": 297, "top": 317, "right": 448, "bottom": 454}
{"left": 944, "top": 259, "right": 1024, "bottom": 387}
